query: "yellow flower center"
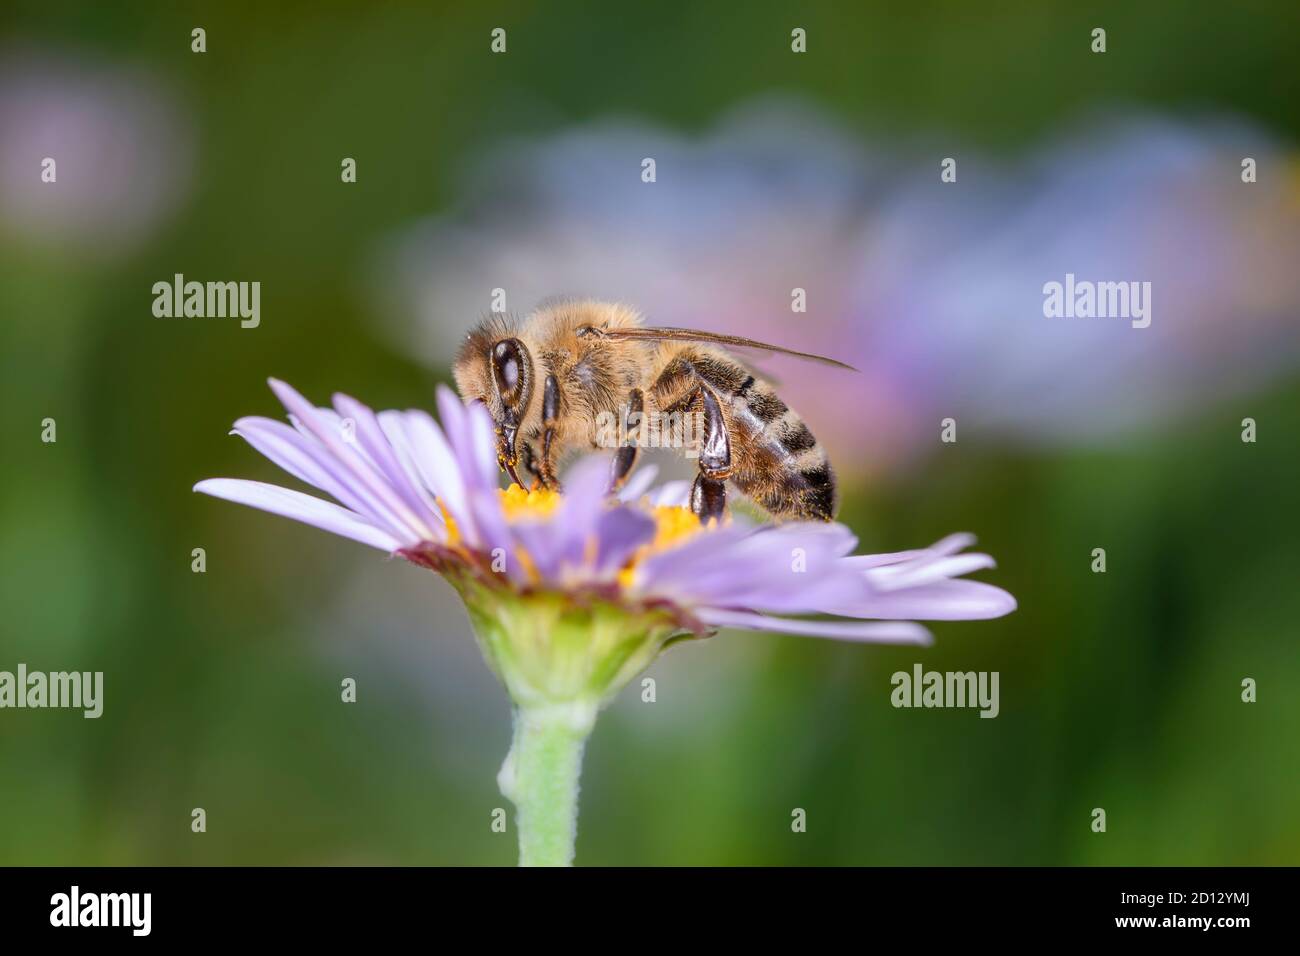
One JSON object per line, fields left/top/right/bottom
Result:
{"left": 439, "top": 503, "right": 461, "bottom": 545}
{"left": 439, "top": 484, "right": 708, "bottom": 588}
{"left": 646, "top": 504, "right": 704, "bottom": 552}
{"left": 619, "top": 504, "right": 704, "bottom": 588}
{"left": 500, "top": 483, "right": 563, "bottom": 520}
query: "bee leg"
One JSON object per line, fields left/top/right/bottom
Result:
{"left": 691, "top": 474, "right": 727, "bottom": 525}
{"left": 607, "top": 388, "right": 644, "bottom": 495}
{"left": 537, "top": 373, "right": 563, "bottom": 492}
{"left": 690, "top": 384, "right": 731, "bottom": 525}
{"left": 520, "top": 443, "right": 543, "bottom": 491}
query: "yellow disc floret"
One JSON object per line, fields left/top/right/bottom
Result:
{"left": 439, "top": 503, "right": 461, "bottom": 545}
{"left": 618, "top": 504, "right": 705, "bottom": 589}
{"left": 500, "top": 483, "right": 563, "bottom": 520}
{"left": 440, "top": 484, "right": 710, "bottom": 589}
{"left": 647, "top": 505, "right": 703, "bottom": 552}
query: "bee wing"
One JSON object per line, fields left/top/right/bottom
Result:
{"left": 719, "top": 348, "right": 788, "bottom": 387}
{"left": 586, "top": 326, "right": 858, "bottom": 372}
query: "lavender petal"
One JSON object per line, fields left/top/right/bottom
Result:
{"left": 193, "top": 478, "right": 402, "bottom": 551}
{"left": 697, "top": 608, "right": 933, "bottom": 645}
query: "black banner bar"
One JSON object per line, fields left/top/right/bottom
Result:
{"left": 0, "top": 866, "right": 1277, "bottom": 942}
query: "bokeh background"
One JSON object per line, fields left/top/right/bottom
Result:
{"left": 2, "top": 1, "right": 1297, "bottom": 865}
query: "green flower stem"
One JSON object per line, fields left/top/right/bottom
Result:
{"left": 453, "top": 574, "right": 688, "bottom": 865}
{"left": 498, "top": 702, "right": 596, "bottom": 867}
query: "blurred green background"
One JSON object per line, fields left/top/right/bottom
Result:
{"left": 1, "top": 0, "right": 1297, "bottom": 865}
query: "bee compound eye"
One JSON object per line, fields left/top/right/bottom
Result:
{"left": 492, "top": 339, "right": 523, "bottom": 396}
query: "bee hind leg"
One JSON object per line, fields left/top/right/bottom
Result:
{"left": 689, "top": 384, "right": 731, "bottom": 525}
{"left": 690, "top": 474, "right": 727, "bottom": 525}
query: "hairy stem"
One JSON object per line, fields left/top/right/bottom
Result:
{"left": 498, "top": 703, "right": 595, "bottom": 867}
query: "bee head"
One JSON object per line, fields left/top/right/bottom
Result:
{"left": 453, "top": 316, "right": 535, "bottom": 484}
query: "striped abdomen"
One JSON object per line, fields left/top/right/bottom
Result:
{"left": 650, "top": 348, "right": 838, "bottom": 521}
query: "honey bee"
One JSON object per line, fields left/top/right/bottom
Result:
{"left": 452, "top": 300, "right": 855, "bottom": 523}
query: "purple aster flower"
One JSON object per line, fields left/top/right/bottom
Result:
{"left": 195, "top": 379, "right": 1015, "bottom": 865}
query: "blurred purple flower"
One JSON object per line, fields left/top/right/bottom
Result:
{"left": 376, "top": 101, "right": 1300, "bottom": 475}
{"left": 375, "top": 97, "right": 880, "bottom": 386}
{"left": 851, "top": 114, "right": 1300, "bottom": 453}
{"left": 0, "top": 49, "right": 194, "bottom": 257}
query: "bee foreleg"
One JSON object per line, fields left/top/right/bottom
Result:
{"left": 538, "top": 373, "right": 563, "bottom": 492}
{"left": 520, "top": 443, "right": 543, "bottom": 490}
{"left": 607, "top": 388, "right": 643, "bottom": 495}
